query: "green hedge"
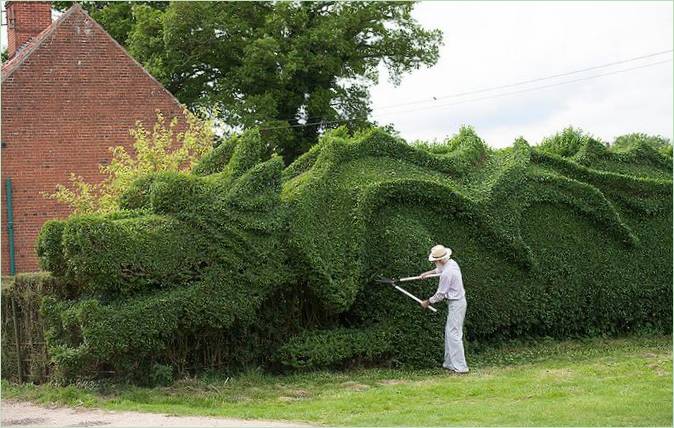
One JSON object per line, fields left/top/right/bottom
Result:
{"left": 34, "top": 126, "right": 672, "bottom": 381}
{"left": 275, "top": 327, "right": 394, "bottom": 369}
{"left": 279, "top": 126, "right": 671, "bottom": 367}
{"left": 192, "top": 129, "right": 268, "bottom": 178}
{"left": 37, "top": 147, "right": 295, "bottom": 381}
{"left": 1, "top": 273, "right": 60, "bottom": 383}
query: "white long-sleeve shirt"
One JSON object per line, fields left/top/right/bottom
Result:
{"left": 429, "top": 259, "right": 465, "bottom": 303}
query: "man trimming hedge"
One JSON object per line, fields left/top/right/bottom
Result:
{"left": 420, "top": 244, "right": 470, "bottom": 374}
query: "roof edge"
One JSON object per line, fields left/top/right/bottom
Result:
{"left": 1, "top": 3, "right": 80, "bottom": 82}
{"left": 1, "top": 3, "right": 184, "bottom": 117}
{"left": 80, "top": 5, "right": 185, "bottom": 113}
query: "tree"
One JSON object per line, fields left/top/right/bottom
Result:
{"left": 54, "top": 1, "right": 443, "bottom": 162}
{"left": 53, "top": 1, "right": 169, "bottom": 44}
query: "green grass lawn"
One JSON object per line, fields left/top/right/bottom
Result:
{"left": 2, "top": 335, "right": 671, "bottom": 426}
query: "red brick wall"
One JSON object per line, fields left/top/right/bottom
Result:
{"left": 1, "top": 5, "right": 185, "bottom": 274}
{"left": 7, "top": 1, "right": 52, "bottom": 58}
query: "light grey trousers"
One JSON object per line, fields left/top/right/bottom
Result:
{"left": 443, "top": 297, "right": 469, "bottom": 373}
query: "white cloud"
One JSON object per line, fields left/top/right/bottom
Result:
{"left": 371, "top": 1, "right": 673, "bottom": 147}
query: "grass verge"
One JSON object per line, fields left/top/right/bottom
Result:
{"left": 2, "top": 335, "right": 671, "bottom": 426}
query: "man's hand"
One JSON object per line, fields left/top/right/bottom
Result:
{"left": 420, "top": 272, "right": 430, "bottom": 279}
{"left": 420, "top": 300, "right": 430, "bottom": 310}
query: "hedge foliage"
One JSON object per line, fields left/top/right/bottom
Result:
{"left": 1, "top": 273, "right": 58, "bottom": 383}
{"left": 34, "top": 126, "right": 672, "bottom": 381}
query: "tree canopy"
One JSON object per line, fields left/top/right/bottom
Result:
{"left": 54, "top": 1, "right": 443, "bottom": 162}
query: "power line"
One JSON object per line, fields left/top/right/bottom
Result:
{"left": 374, "top": 49, "right": 673, "bottom": 112}
{"left": 376, "top": 58, "right": 673, "bottom": 116}
{"left": 257, "top": 57, "right": 672, "bottom": 131}
{"left": 258, "top": 49, "right": 672, "bottom": 126}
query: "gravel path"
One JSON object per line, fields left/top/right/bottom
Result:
{"left": 1, "top": 400, "right": 310, "bottom": 427}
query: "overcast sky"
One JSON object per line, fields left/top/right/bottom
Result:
{"left": 371, "top": 1, "right": 673, "bottom": 147}
{"left": 2, "top": 1, "right": 672, "bottom": 148}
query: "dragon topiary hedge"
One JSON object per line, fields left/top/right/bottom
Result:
{"left": 35, "top": 126, "right": 672, "bottom": 382}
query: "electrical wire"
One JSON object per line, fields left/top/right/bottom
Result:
{"left": 257, "top": 57, "right": 672, "bottom": 131}
{"left": 375, "top": 58, "right": 673, "bottom": 116}
{"left": 255, "top": 49, "right": 673, "bottom": 126}
{"left": 374, "top": 49, "right": 673, "bottom": 112}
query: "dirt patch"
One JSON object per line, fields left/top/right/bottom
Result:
{"left": 378, "top": 379, "right": 407, "bottom": 386}
{"left": 341, "top": 381, "right": 369, "bottom": 391}
{"left": 290, "top": 389, "right": 310, "bottom": 398}
{"left": 540, "top": 368, "right": 573, "bottom": 379}
{"left": 646, "top": 362, "right": 669, "bottom": 377}
{"left": 1, "top": 399, "right": 310, "bottom": 427}
{"left": 278, "top": 388, "right": 311, "bottom": 402}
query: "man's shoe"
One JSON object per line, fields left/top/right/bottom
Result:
{"left": 445, "top": 368, "right": 469, "bottom": 375}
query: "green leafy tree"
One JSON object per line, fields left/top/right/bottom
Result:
{"left": 54, "top": 1, "right": 443, "bottom": 162}
{"left": 53, "top": 2, "right": 169, "bottom": 44}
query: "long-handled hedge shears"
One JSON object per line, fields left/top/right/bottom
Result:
{"left": 376, "top": 274, "right": 440, "bottom": 313}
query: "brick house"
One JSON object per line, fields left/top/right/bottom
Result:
{"left": 1, "top": 2, "right": 185, "bottom": 274}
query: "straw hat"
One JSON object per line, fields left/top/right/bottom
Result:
{"left": 428, "top": 244, "right": 452, "bottom": 262}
